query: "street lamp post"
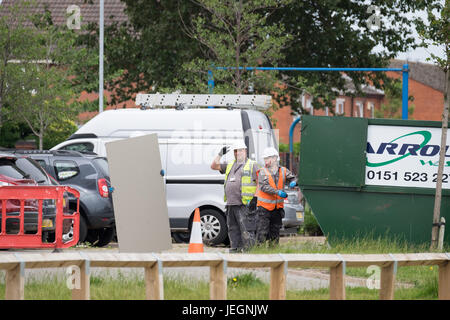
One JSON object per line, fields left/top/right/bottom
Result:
{"left": 99, "top": 0, "right": 104, "bottom": 113}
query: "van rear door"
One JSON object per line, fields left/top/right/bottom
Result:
{"left": 241, "top": 110, "right": 278, "bottom": 164}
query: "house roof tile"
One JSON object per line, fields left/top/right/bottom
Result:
{"left": 0, "top": 0, "right": 128, "bottom": 27}
{"left": 389, "top": 59, "right": 445, "bottom": 93}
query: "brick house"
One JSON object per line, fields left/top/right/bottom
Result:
{"left": 274, "top": 60, "right": 446, "bottom": 145}
{"left": 0, "top": 0, "right": 131, "bottom": 122}
{"left": 273, "top": 74, "right": 386, "bottom": 145}
{"left": 0, "top": 0, "right": 128, "bottom": 26}
{"left": 388, "top": 59, "right": 446, "bottom": 121}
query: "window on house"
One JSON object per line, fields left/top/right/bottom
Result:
{"left": 336, "top": 98, "right": 345, "bottom": 115}
{"left": 356, "top": 101, "right": 364, "bottom": 117}
{"left": 367, "top": 102, "right": 375, "bottom": 118}
{"left": 306, "top": 98, "right": 313, "bottom": 115}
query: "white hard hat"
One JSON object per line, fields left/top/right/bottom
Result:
{"left": 232, "top": 141, "right": 247, "bottom": 151}
{"left": 262, "top": 147, "right": 279, "bottom": 159}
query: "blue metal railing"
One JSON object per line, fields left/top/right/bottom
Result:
{"left": 209, "top": 65, "right": 409, "bottom": 119}
{"left": 209, "top": 65, "right": 410, "bottom": 162}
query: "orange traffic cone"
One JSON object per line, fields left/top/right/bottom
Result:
{"left": 188, "top": 208, "right": 204, "bottom": 253}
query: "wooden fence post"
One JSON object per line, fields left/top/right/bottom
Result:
{"left": 439, "top": 256, "right": 450, "bottom": 300}
{"left": 379, "top": 263, "right": 396, "bottom": 300}
{"left": 210, "top": 260, "right": 227, "bottom": 300}
{"left": 269, "top": 261, "right": 287, "bottom": 300}
{"left": 72, "top": 260, "right": 91, "bottom": 300}
{"left": 71, "top": 260, "right": 90, "bottom": 300}
{"left": 5, "top": 262, "right": 24, "bottom": 300}
{"left": 330, "top": 255, "right": 346, "bottom": 300}
{"left": 145, "top": 260, "right": 164, "bottom": 300}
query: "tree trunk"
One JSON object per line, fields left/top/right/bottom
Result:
{"left": 39, "top": 133, "right": 43, "bottom": 151}
{"left": 0, "top": 95, "right": 3, "bottom": 129}
{"left": 431, "top": 68, "right": 450, "bottom": 249}
{"left": 39, "top": 117, "right": 44, "bottom": 150}
{"left": 0, "top": 65, "right": 6, "bottom": 129}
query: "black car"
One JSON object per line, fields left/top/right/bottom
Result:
{"left": 10, "top": 150, "right": 115, "bottom": 247}
{"left": 0, "top": 153, "right": 59, "bottom": 240}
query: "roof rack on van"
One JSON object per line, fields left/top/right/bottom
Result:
{"left": 136, "top": 94, "right": 272, "bottom": 110}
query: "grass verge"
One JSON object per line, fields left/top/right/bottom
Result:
{"left": 0, "top": 235, "right": 445, "bottom": 299}
{"left": 0, "top": 269, "right": 439, "bottom": 300}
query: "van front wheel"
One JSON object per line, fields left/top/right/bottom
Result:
{"left": 199, "top": 209, "right": 228, "bottom": 246}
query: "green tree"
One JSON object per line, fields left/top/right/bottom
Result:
{"left": 10, "top": 8, "right": 84, "bottom": 150}
{"left": 414, "top": 0, "right": 449, "bottom": 249}
{"left": 415, "top": 1, "right": 449, "bottom": 71}
{"left": 266, "top": 0, "right": 435, "bottom": 114}
{"left": 179, "top": 0, "right": 291, "bottom": 95}
{"left": 77, "top": 0, "right": 436, "bottom": 111}
{"left": 43, "top": 119, "right": 78, "bottom": 150}
{"left": 374, "top": 81, "right": 414, "bottom": 119}
{"left": 0, "top": 0, "right": 37, "bottom": 128}
{"left": 74, "top": 0, "right": 205, "bottom": 106}
{"left": 0, "top": 121, "right": 33, "bottom": 148}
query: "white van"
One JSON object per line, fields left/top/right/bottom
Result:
{"left": 52, "top": 96, "right": 302, "bottom": 244}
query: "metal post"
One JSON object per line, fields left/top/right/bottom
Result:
{"left": 288, "top": 117, "right": 301, "bottom": 171}
{"left": 208, "top": 65, "right": 407, "bottom": 119}
{"left": 208, "top": 69, "right": 214, "bottom": 94}
{"left": 438, "top": 217, "right": 446, "bottom": 251}
{"left": 99, "top": 0, "right": 104, "bottom": 113}
{"left": 402, "top": 64, "right": 409, "bottom": 120}
{"left": 208, "top": 69, "right": 214, "bottom": 109}
{"left": 216, "top": 67, "right": 403, "bottom": 72}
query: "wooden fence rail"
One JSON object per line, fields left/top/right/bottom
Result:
{"left": 0, "top": 252, "right": 449, "bottom": 300}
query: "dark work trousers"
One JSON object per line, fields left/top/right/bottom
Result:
{"left": 226, "top": 205, "right": 257, "bottom": 251}
{"left": 256, "top": 206, "right": 284, "bottom": 245}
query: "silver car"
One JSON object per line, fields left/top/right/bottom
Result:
{"left": 282, "top": 188, "right": 304, "bottom": 234}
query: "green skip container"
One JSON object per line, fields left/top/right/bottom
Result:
{"left": 298, "top": 115, "right": 450, "bottom": 246}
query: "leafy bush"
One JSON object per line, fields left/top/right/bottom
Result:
{"left": 301, "top": 206, "right": 323, "bottom": 236}
{"left": 43, "top": 119, "right": 78, "bottom": 149}
{"left": 279, "top": 142, "right": 300, "bottom": 156}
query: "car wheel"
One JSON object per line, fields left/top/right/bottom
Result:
{"left": 172, "top": 232, "right": 190, "bottom": 243}
{"left": 94, "top": 227, "right": 115, "bottom": 247}
{"left": 85, "top": 229, "right": 99, "bottom": 245}
{"left": 78, "top": 215, "right": 88, "bottom": 244}
{"left": 85, "top": 227, "right": 114, "bottom": 247}
{"left": 199, "top": 209, "right": 228, "bottom": 246}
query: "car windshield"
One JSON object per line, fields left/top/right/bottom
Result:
{"left": 0, "top": 158, "right": 29, "bottom": 180}
{"left": 15, "top": 158, "right": 49, "bottom": 184}
{"left": 92, "top": 158, "right": 109, "bottom": 178}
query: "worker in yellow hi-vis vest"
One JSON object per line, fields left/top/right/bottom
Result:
{"left": 211, "top": 141, "right": 260, "bottom": 252}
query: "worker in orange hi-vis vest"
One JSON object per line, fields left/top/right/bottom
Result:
{"left": 255, "top": 147, "right": 297, "bottom": 246}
